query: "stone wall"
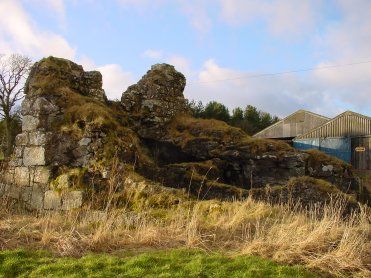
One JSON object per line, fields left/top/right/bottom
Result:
{"left": 0, "top": 93, "right": 84, "bottom": 210}
{"left": 0, "top": 57, "right": 105, "bottom": 210}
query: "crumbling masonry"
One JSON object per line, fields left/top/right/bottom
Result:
{"left": 0, "top": 57, "right": 367, "bottom": 210}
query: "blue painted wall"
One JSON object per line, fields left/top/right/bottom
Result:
{"left": 293, "top": 137, "right": 351, "bottom": 163}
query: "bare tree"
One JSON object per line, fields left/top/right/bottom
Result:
{"left": 0, "top": 54, "right": 32, "bottom": 156}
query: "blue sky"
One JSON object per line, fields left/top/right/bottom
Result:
{"left": 0, "top": 0, "right": 370, "bottom": 117}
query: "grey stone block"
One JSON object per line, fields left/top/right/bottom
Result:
{"left": 5, "top": 184, "right": 21, "bottom": 199}
{"left": 14, "top": 167, "right": 30, "bottom": 186}
{"left": 29, "top": 131, "right": 48, "bottom": 146}
{"left": 29, "top": 184, "right": 45, "bottom": 210}
{"left": 8, "top": 158, "right": 23, "bottom": 167}
{"left": 62, "top": 191, "right": 84, "bottom": 210}
{"left": 14, "top": 146, "right": 24, "bottom": 158}
{"left": 21, "top": 97, "right": 33, "bottom": 116}
{"left": 22, "top": 115, "right": 40, "bottom": 131}
{"left": 44, "top": 190, "right": 61, "bottom": 210}
{"left": 15, "top": 133, "right": 29, "bottom": 146}
{"left": 21, "top": 186, "right": 32, "bottom": 203}
{"left": 32, "top": 97, "right": 59, "bottom": 115}
{"left": 79, "top": 137, "right": 91, "bottom": 146}
{"left": 31, "top": 166, "right": 51, "bottom": 184}
{"left": 23, "top": 146, "right": 46, "bottom": 166}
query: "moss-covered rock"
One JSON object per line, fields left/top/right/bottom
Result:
{"left": 50, "top": 168, "right": 87, "bottom": 190}
{"left": 25, "top": 56, "right": 107, "bottom": 102}
{"left": 250, "top": 176, "right": 359, "bottom": 213}
{"left": 121, "top": 63, "right": 188, "bottom": 140}
{"left": 1, "top": 56, "right": 367, "bottom": 211}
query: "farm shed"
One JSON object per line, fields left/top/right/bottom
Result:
{"left": 293, "top": 111, "right": 371, "bottom": 169}
{"left": 253, "top": 110, "right": 330, "bottom": 140}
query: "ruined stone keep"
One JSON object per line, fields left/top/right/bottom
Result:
{"left": 0, "top": 57, "right": 368, "bottom": 210}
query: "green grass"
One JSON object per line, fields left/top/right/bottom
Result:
{"left": 0, "top": 249, "right": 319, "bottom": 278}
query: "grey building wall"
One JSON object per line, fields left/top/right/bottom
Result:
{"left": 254, "top": 110, "right": 330, "bottom": 139}
{"left": 296, "top": 111, "right": 371, "bottom": 139}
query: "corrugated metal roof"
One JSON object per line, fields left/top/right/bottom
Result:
{"left": 253, "top": 109, "right": 330, "bottom": 138}
{"left": 295, "top": 111, "right": 371, "bottom": 139}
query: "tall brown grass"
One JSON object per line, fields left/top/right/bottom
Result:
{"left": 0, "top": 163, "right": 370, "bottom": 277}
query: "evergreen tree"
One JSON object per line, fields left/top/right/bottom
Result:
{"left": 186, "top": 100, "right": 204, "bottom": 118}
{"left": 185, "top": 99, "right": 279, "bottom": 136}
{"left": 203, "top": 101, "right": 230, "bottom": 122}
{"left": 230, "top": 107, "right": 244, "bottom": 126}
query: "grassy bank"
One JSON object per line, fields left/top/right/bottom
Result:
{"left": 0, "top": 249, "right": 319, "bottom": 277}
{"left": 1, "top": 194, "right": 370, "bottom": 277}
{"left": 1, "top": 161, "right": 370, "bottom": 277}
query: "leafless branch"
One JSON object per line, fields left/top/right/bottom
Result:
{"left": 0, "top": 54, "right": 32, "bottom": 156}
{"left": 0, "top": 54, "right": 32, "bottom": 118}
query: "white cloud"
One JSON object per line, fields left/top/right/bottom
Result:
{"left": 181, "top": 0, "right": 371, "bottom": 117}
{"left": 117, "top": 0, "right": 213, "bottom": 34}
{"left": 22, "top": 0, "right": 67, "bottom": 27}
{"left": 117, "top": 0, "right": 155, "bottom": 5}
{"left": 27, "top": 0, "right": 65, "bottom": 17}
{"left": 185, "top": 59, "right": 310, "bottom": 117}
{"left": 142, "top": 49, "right": 163, "bottom": 59}
{"left": 0, "top": 0, "right": 134, "bottom": 102}
{"left": 311, "top": 0, "right": 371, "bottom": 114}
{"left": 0, "top": 0, "right": 75, "bottom": 59}
{"left": 184, "top": 59, "right": 370, "bottom": 118}
{"left": 179, "top": 0, "right": 212, "bottom": 34}
{"left": 142, "top": 49, "right": 192, "bottom": 76}
{"left": 220, "top": 0, "right": 321, "bottom": 37}
{"left": 44, "top": 0, "right": 65, "bottom": 15}
{"left": 98, "top": 64, "right": 134, "bottom": 100}
{"left": 116, "top": 0, "right": 166, "bottom": 13}
{"left": 2, "top": 0, "right": 370, "bottom": 116}
{"left": 166, "top": 54, "right": 191, "bottom": 76}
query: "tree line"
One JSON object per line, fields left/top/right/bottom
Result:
{"left": 186, "top": 100, "right": 279, "bottom": 135}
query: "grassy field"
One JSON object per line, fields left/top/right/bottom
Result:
{"left": 1, "top": 196, "right": 370, "bottom": 277}
{"left": 1, "top": 162, "right": 370, "bottom": 277}
{"left": 0, "top": 249, "right": 318, "bottom": 278}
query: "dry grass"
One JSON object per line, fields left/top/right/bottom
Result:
{"left": 1, "top": 161, "right": 370, "bottom": 277}
{"left": 169, "top": 115, "right": 246, "bottom": 146}
{"left": 1, "top": 200, "right": 370, "bottom": 276}
{"left": 169, "top": 115, "right": 293, "bottom": 155}
{"left": 305, "top": 149, "right": 352, "bottom": 169}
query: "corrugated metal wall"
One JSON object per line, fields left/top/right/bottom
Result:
{"left": 254, "top": 110, "right": 329, "bottom": 138}
{"left": 297, "top": 111, "right": 371, "bottom": 139}
{"left": 293, "top": 137, "right": 351, "bottom": 163}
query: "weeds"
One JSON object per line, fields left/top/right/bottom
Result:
{"left": 1, "top": 199, "right": 369, "bottom": 276}
{"left": 0, "top": 161, "right": 370, "bottom": 277}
